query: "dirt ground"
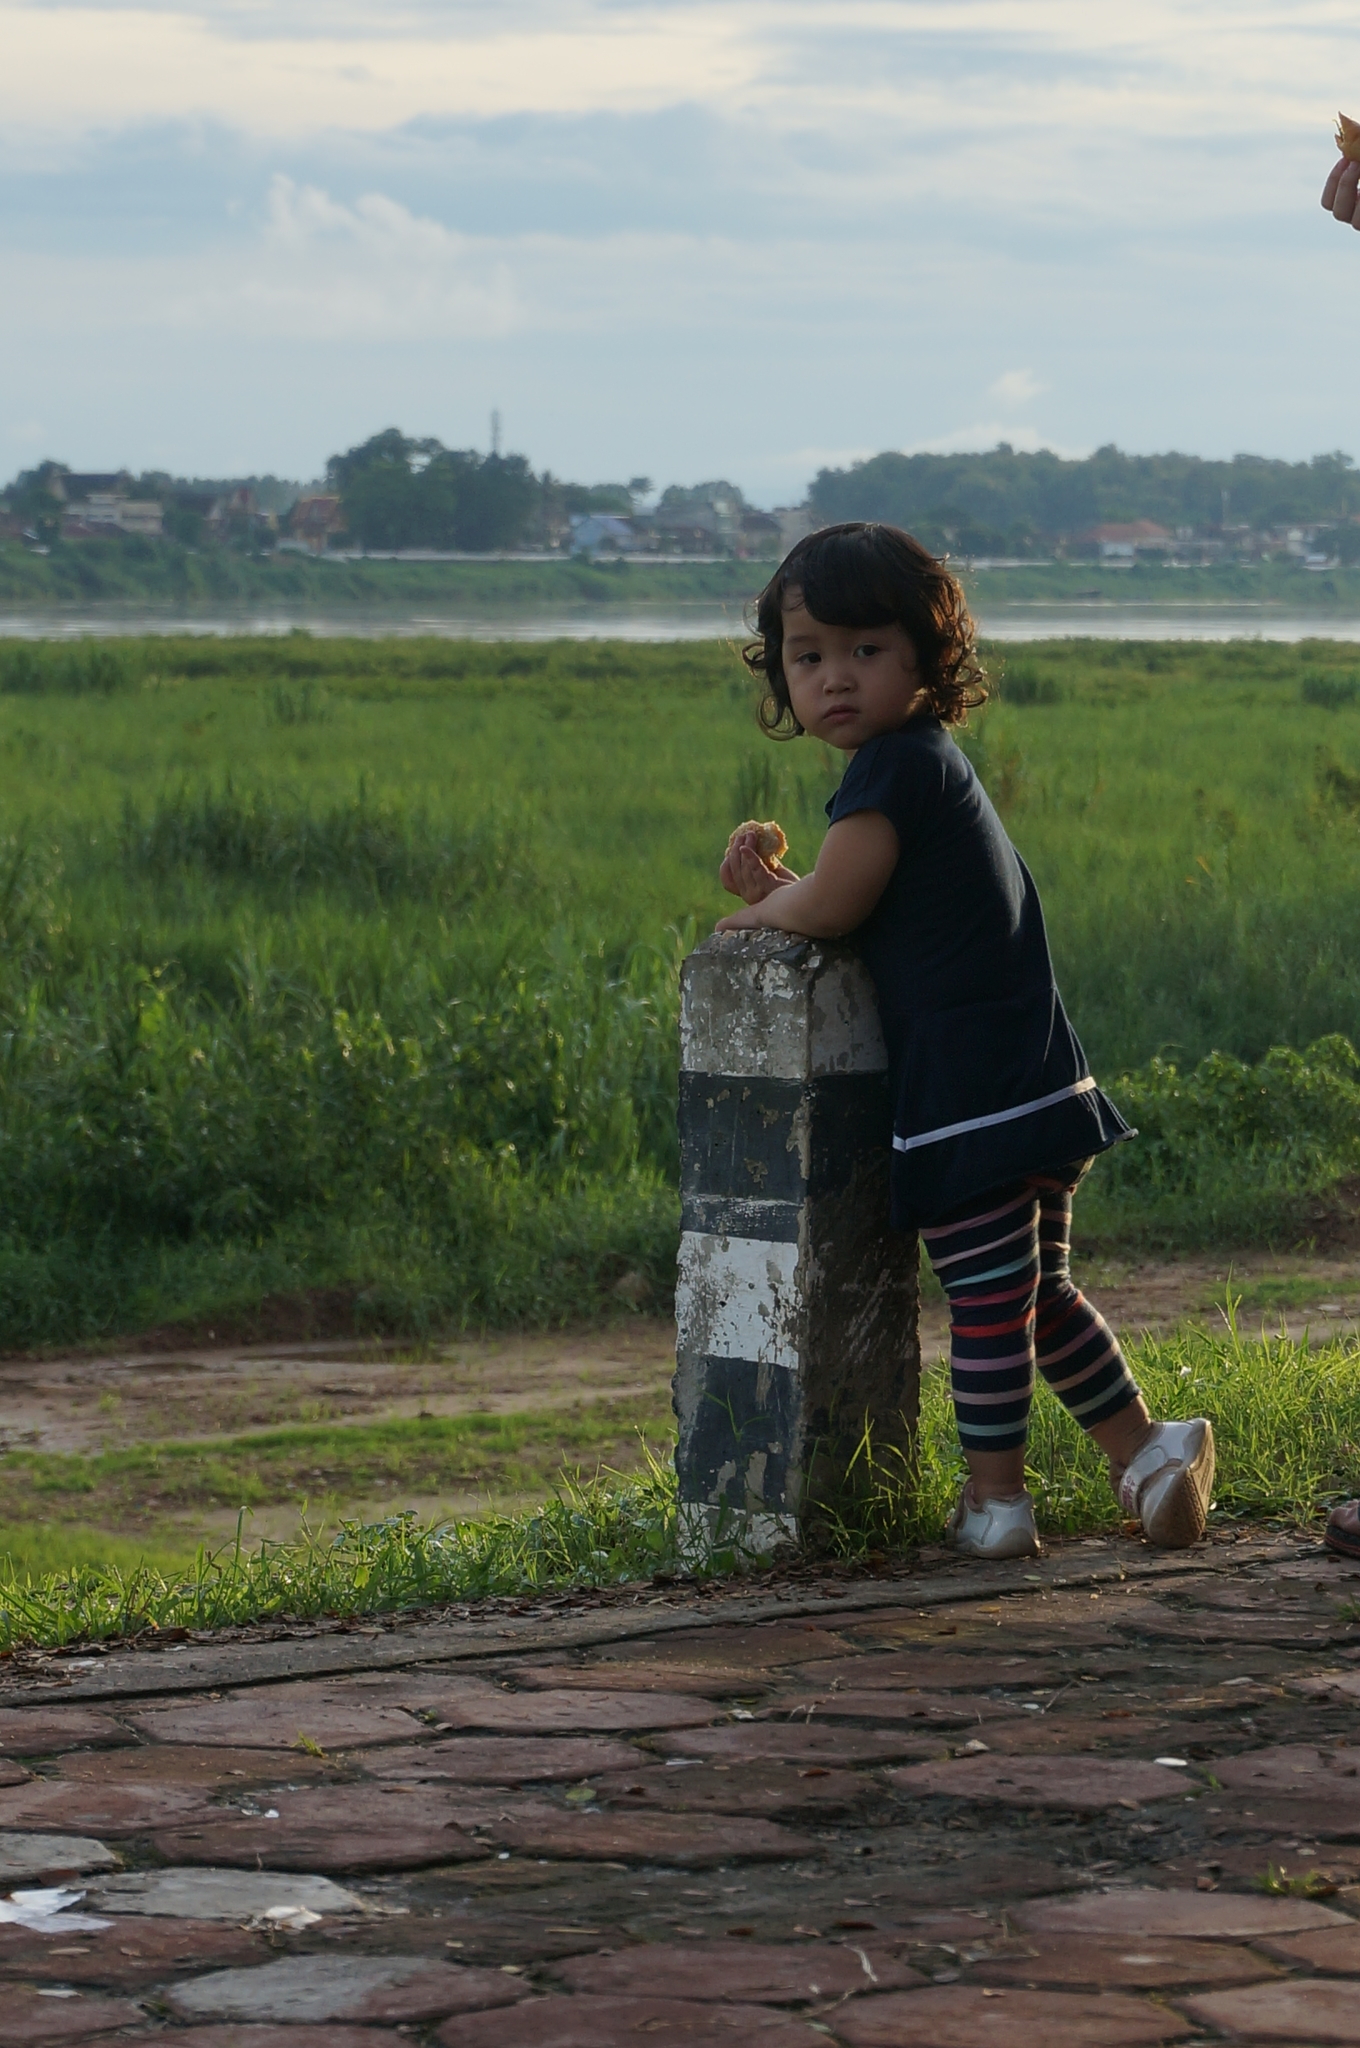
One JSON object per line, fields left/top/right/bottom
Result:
{"left": 4, "top": 1247, "right": 1360, "bottom": 1461}
{"left": 6, "top": 1248, "right": 1360, "bottom": 1555}
{"left": 0, "top": 1321, "right": 677, "bottom": 1459}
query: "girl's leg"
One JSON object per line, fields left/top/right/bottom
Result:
{"left": 921, "top": 1184, "right": 1040, "bottom": 1505}
{"left": 1031, "top": 1183, "right": 1151, "bottom": 1467}
{"left": 1033, "top": 1180, "right": 1215, "bottom": 1546}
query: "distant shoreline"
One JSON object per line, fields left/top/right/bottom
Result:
{"left": 6, "top": 542, "right": 1360, "bottom": 613}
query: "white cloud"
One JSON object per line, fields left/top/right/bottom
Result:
{"left": 0, "top": 0, "right": 1357, "bottom": 488}
{"left": 989, "top": 369, "right": 1045, "bottom": 407}
{"left": 0, "top": 175, "right": 810, "bottom": 345}
{"left": 0, "top": 3, "right": 759, "bottom": 136}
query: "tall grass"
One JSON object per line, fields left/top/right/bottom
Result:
{"left": 2, "top": 635, "right": 1360, "bottom": 1341}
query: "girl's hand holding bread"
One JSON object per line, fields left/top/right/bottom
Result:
{"left": 720, "top": 819, "right": 798, "bottom": 905}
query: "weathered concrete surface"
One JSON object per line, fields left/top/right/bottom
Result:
{"left": 86, "top": 1867, "right": 363, "bottom": 1919}
{"left": 0, "top": 1831, "right": 119, "bottom": 1880}
{"left": 165, "top": 1952, "right": 523, "bottom": 2023}
{"left": 674, "top": 932, "right": 918, "bottom": 1540}
{"left": 8, "top": 1531, "right": 1360, "bottom": 2045}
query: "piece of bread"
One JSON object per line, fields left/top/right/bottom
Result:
{"left": 727, "top": 818, "right": 788, "bottom": 867}
{"left": 1337, "top": 112, "right": 1360, "bottom": 162}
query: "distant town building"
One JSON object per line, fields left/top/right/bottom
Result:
{"left": 286, "top": 494, "right": 345, "bottom": 552}
{"left": 737, "top": 509, "right": 782, "bottom": 555}
{"left": 61, "top": 492, "right": 163, "bottom": 539}
{"left": 1085, "top": 521, "right": 1174, "bottom": 560}
{"left": 569, "top": 513, "right": 639, "bottom": 555}
{"left": 51, "top": 471, "right": 132, "bottom": 503}
{"left": 775, "top": 506, "right": 819, "bottom": 552}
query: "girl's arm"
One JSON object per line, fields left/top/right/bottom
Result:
{"left": 715, "top": 811, "right": 898, "bottom": 939}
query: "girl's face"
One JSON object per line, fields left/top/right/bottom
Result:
{"left": 780, "top": 597, "right": 926, "bottom": 752}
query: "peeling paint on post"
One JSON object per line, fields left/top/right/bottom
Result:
{"left": 674, "top": 930, "right": 919, "bottom": 1551}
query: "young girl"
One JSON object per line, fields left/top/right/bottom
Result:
{"left": 717, "top": 522, "right": 1214, "bottom": 1558}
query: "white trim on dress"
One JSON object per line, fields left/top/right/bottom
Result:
{"left": 892, "top": 1075, "right": 1097, "bottom": 1154}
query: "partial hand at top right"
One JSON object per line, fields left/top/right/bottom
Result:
{"left": 1322, "top": 155, "right": 1360, "bottom": 229}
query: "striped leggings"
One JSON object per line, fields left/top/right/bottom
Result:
{"left": 920, "top": 1176, "right": 1141, "bottom": 1454}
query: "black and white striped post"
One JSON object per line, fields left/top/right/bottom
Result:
{"left": 673, "top": 930, "right": 919, "bottom": 1551}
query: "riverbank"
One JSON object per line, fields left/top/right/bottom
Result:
{"left": 5, "top": 539, "right": 1360, "bottom": 624}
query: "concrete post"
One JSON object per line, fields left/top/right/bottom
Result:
{"left": 673, "top": 930, "right": 920, "bottom": 1551}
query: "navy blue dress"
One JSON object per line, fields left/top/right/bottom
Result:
{"left": 826, "top": 717, "right": 1132, "bottom": 1228}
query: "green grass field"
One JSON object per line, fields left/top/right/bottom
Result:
{"left": 1, "top": 632, "right": 1360, "bottom": 1344}
{"left": 3, "top": 631, "right": 1360, "bottom": 1632}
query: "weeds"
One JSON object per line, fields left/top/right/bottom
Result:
{"left": 0, "top": 1449, "right": 686, "bottom": 1652}
{"left": 1256, "top": 1864, "right": 1338, "bottom": 1898}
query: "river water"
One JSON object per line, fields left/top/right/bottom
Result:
{"left": 3, "top": 601, "right": 1360, "bottom": 643}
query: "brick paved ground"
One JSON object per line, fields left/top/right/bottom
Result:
{"left": 9, "top": 1532, "right": 1360, "bottom": 2042}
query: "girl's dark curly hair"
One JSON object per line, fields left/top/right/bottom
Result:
{"left": 743, "top": 521, "right": 988, "bottom": 737}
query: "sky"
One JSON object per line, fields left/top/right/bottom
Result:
{"left": 0, "top": 0, "right": 1353, "bottom": 503}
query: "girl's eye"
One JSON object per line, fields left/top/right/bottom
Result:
{"left": 854, "top": 642, "right": 882, "bottom": 657}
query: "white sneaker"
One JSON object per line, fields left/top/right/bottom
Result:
{"left": 1118, "top": 1418, "right": 1215, "bottom": 1548}
{"left": 945, "top": 1485, "right": 1041, "bottom": 1560}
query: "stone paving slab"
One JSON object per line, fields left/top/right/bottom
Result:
{"left": 588, "top": 1761, "right": 867, "bottom": 1816}
{"left": 5, "top": 1991, "right": 148, "bottom": 2044}
{"left": 887, "top": 1753, "right": 1198, "bottom": 1809}
{"left": 964, "top": 1714, "right": 1220, "bottom": 1756}
{"left": 86, "top": 1867, "right": 363, "bottom": 1919}
{"left": 0, "top": 1777, "right": 211, "bottom": 1835}
{"left": 1183, "top": 1977, "right": 1360, "bottom": 2041}
{"left": 127, "top": 1688, "right": 438, "bottom": 1749}
{"left": 364, "top": 1735, "right": 646, "bottom": 1783}
{"left": 0, "top": 1830, "right": 119, "bottom": 1880}
{"left": 53, "top": 1743, "right": 337, "bottom": 1787}
{"left": 1215, "top": 1741, "right": 1360, "bottom": 1790}
{"left": 491, "top": 1804, "right": 814, "bottom": 1864}
{"left": 0, "top": 1709, "right": 135, "bottom": 1756}
{"left": 757, "top": 1687, "right": 1021, "bottom": 1726}
{"left": 0, "top": 1915, "right": 269, "bottom": 1985}
{"left": 424, "top": 1688, "right": 721, "bottom": 1734}
{"left": 1260, "top": 1920, "right": 1360, "bottom": 1969}
{"left": 151, "top": 1813, "right": 488, "bottom": 1872}
{"left": 833, "top": 1986, "right": 1194, "bottom": 2046}
{"left": 659, "top": 1722, "right": 932, "bottom": 1765}
{"left": 512, "top": 1662, "right": 760, "bottom": 1697}
{"left": 550, "top": 1938, "right": 923, "bottom": 2000}
{"left": 165, "top": 1952, "right": 525, "bottom": 2023}
{"left": 967, "top": 1933, "right": 1281, "bottom": 1989}
{"left": 1294, "top": 1668, "right": 1360, "bottom": 1702}
{"left": 83, "top": 2032, "right": 409, "bottom": 2047}
{"left": 794, "top": 1653, "right": 1060, "bottom": 1690}
{"left": 1013, "top": 1885, "right": 1348, "bottom": 1937}
{"left": 436, "top": 1993, "right": 829, "bottom": 2047}
{"left": 147, "top": 1780, "right": 493, "bottom": 1872}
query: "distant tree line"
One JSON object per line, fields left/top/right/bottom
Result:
{"left": 809, "top": 445, "right": 1360, "bottom": 555}
{"left": 327, "top": 430, "right": 645, "bottom": 552}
